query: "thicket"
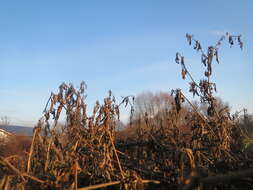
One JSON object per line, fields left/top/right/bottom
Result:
{"left": 0, "top": 33, "right": 252, "bottom": 190}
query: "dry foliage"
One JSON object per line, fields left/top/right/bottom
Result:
{"left": 0, "top": 33, "right": 252, "bottom": 190}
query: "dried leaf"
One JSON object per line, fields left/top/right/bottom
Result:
{"left": 181, "top": 69, "right": 187, "bottom": 80}
{"left": 229, "top": 35, "right": 234, "bottom": 46}
{"left": 181, "top": 56, "right": 184, "bottom": 65}
{"left": 186, "top": 33, "right": 192, "bottom": 45}
{"left": 175, "top": 53, "right": 180, "bottom": 64}
{"left": 215, "top": 49, "right": 219, "bottom": 64}
{"left": 239, "top": 41, "right": 243, "bottom": 50}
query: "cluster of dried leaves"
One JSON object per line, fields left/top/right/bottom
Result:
{"left": 0, "top": 33, "right": 252, "bottom": 190}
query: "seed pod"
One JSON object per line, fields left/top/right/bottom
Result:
{"left": 215, "top": 49, "right": 219, "bottom": 64}
{"left": 229, "top": 35, "right": 234, "bottom": 46}
{"left": 181, "top": 56, "right": 184, "bottom": 65}
{"left": 175, "top": 53, "right": 180, "bottom": 64}
{"left": 181, "top": 69, "right": 187, "bottom": 80}
{"left": 186, "top": 33, "right": 192, "bottom": 45}
{"left": 239, "top": 41, "right": 243, "bottom": 50}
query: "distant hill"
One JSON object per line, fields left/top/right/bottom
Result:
{"left": 0, "top": 123, "right": 125, "bottom": 136}
{"left": 0, "top": 125, "right": 34, "bottom": 136}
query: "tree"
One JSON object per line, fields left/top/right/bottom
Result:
{"left": 187, "top": 97, "right": 231, "bottom": 116}
{"left": 133, "top": 91, "right": 174, "bottom": 120}
{"left": 0, "top": 116, "right": 10, "bottom": 126}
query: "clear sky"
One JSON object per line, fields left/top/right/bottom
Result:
{"left": 0, "top": 0, "right": 252, "bottom": 126}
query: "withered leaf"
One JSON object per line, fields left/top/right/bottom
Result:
{"left": 201, "top": 54, "right": 207, "bottom": 66}
{"left": 175, "top": 53, "right": 180, "bottom": 64}
{"left": 181, "top": 69, "right": 187, "bottom": 80}
{"left": 194, "top": 41, "right": 201, "bottom": 50}
{"left": 186, "top": 33, "right": 192, "bottom": 45}
{"left": 229, "top": 35, "right": 234, "bottom": 46}
{"left": 239, "top": 41, "right": 243, "bottom": 50}
{"left": 205, "top": 71, "right": 210, "bottom": 77}
{"left": 213, "top": 83, "right": 217, "bottom": 92}
{"left": 215, "top": 49, "right": 219, "bottom": 64}
{"left": 181, "top": 56, "right": 184, "bottom": 65}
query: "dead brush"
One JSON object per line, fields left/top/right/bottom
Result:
{"left": 0, "top": 81, "right": 147, "bottom": 190}
{"left": 26, "top": 82, "right": 144, "bottom": 189}
{"left": 116, "top": 33, "right": 253, "bottom": 189}
{"left": 0, "top": 33, "right": 252, "bottom": 190}
{"left": 0, "top": 134, "right": 31, "bottom": 158}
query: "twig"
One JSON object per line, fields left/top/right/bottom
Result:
{"left": 0, "top": 157, "right": 25, "bottom": 181}
{"left": 77, "top": 179, "right": 160, "bottom": 190}
{"left": 108, "top": 131, "right": 124, "bottom": 178}
{"left": 1, "top": 157, "right": 45, "bottom": 184}
{"left": 27, "top": 127, "right": 38, "bottom": 173}
{"left": 43, "top": 93, "right": 52, "bottom": 113}
{"left": 44, "top": 137, "right": 53, "bottom": 172}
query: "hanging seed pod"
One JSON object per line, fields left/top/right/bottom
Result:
{"left": 194, "top": 40, "right": 201, "bottom": 51}
{"left": 80, "top": 81, "right": 87, "bottom": 93}
{"left": 175, "top": 53, "right": 180, "bottom": 64}
{"left": 189, "top": 82, "right": 199, "bottom": 97}
{"left": 174, "top": 89, "right": 184, "bottom": 113}
{"left": 239, "top": 41, "right": 243, "bottom": 50}
{"left": 238, "top": 35, "right": 243, "bottom": 50}
{"left": 197, "top": 41, "right": 202, "bottom": 51}
{"left": 229, "top": 35, "right": 234, "bottom": 46}
{"left": 215, "top": 49, "right": 219, "bottom": 64}
{"left": 205, "top": 71, "right": 210, "bottom": 77}
{"left": 201, "top": 54, "right": 207, "bottom": 66}
{"left": 213, "top": 83, "right": 217, "bottom": 92}
{"left": 181, "top": 69, "right": 187, "bottom": 80}
{"left": 186, "top": 33, "right": 192, "bottom": 45}
{"left": 181, "top": 56, "right": 184, "bottom": 65}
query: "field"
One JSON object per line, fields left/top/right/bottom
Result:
{"left": 0, "top": 33, "right": 253, "bottom": 190}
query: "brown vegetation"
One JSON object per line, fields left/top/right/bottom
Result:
{"left": 0, "top": 134, "right": 31, "bottom": 158}
{"left": 0, "top": 33, "right": 252, "bottom": 190}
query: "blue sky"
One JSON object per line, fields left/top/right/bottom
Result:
{"left": 0, "top": 0, "right": 252, "bottom": 126}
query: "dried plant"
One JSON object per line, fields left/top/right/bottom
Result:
{"left": 0, "top": 33, "right": 252, "bottom": 190}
